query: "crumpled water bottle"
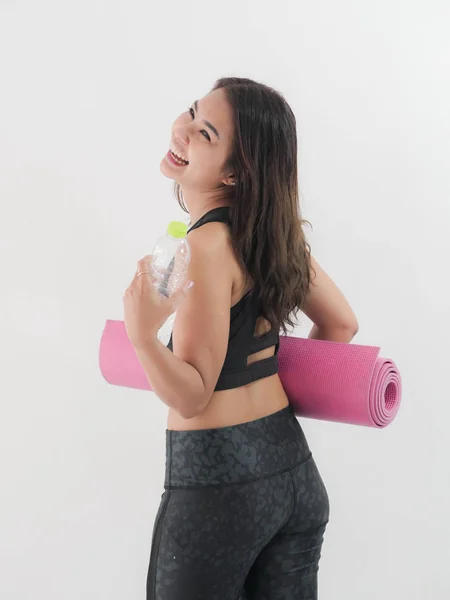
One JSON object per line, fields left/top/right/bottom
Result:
{"left": 151, "top": 221, "right": 191, "bottom": 345}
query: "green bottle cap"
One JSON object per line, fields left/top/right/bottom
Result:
{"left": 167, "top": 221, "right": 188, "bottom": 239}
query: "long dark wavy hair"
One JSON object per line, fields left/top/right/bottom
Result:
{"left": 174, "top": 77, "right": 314, "bottom": 335}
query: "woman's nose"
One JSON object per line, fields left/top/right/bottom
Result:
{"left": 173, "top": 133, "right": 189, "bottom": 150}
{"left": 173, "top": 123, "right": 191, "bottom": 146}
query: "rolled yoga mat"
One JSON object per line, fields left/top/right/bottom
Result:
{"left": 99, "top": 320, "right": 402, "bottom": 428}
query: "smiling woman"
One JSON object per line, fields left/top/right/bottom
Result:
{"left": 139, "top": 76, "right": 358, "bottom": 600}
{"left": 160, "top": 88, "right": 235, "bottom": 197}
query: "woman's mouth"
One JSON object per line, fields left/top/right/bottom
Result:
{"left": 166, "top": 149, "right": 189, "bottom": 167}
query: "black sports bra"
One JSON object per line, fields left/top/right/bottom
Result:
{"left": 167, "top": 206, "right": 280, "bottom": 391}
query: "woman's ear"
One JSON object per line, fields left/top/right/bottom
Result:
{"left": 222, "top": 174, "right": 236, "bottom": 187}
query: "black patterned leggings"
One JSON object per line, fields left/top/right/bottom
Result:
{"left": 147, "top": 405, "right": 330, "bottom": 600}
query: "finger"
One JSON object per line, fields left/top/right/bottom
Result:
{"left": 134, "top": 256, "right": 153, "bottom": 282}
{"left": 136, "top": 255, "right": 152, "bottom": 272}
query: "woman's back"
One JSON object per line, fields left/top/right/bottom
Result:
{"left": 167, "top": 207, "right": 290, "bottom": 431}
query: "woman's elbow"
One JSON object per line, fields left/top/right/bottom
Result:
{"left": 342, "top": 318, "right": 359, "bottom": 340}
{"left": 348, "top": 319, "right": 359, "bottom": 336}
{"left": 176, "top": 393, "right": 212, "bottom": 420}
{"left": 176, "top": 402, "right": 201, "bottom": 420}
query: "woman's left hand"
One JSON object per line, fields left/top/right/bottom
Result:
{"left": 123, "top": 256, "right": 193, "bottom": 350}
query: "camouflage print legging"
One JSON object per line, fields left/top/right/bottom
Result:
{"left": 147, "top": 405, "right": 330, "bottom": 600}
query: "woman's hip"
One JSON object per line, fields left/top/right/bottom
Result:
{"left": 164, "top": 404, "right": 311, "bottom": 489}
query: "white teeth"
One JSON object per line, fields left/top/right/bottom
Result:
{"left": 171, "top": 148, "right": 188, "bottom": 163}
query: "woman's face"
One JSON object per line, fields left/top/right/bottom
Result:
{"left": 160, "top": 88, "right": 235, "bottom": 191}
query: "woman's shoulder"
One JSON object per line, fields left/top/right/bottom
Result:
{"left": 187, "top": 219, "right": 230, "bottom": 247}
{"left": 187, "top": 221, "right": 246, "bottom": 299}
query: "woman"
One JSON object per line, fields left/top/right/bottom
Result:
{"left": 124, "top": 77, "right": 358, "bottom": 600}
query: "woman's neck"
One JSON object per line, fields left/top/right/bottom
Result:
{"left": 181, "top": 187, "right": 232, "bottom": 225}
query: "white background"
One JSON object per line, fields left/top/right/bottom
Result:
{"left": 1, "top": 1, "right": 449, "bottom": 598}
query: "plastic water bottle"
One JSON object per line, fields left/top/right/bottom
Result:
{"left": 151, "top": 221, "right": 191, "bottom": 345}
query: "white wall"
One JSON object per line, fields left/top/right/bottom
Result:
{"left": 1, "top": 1, "right": 449, "bottom": 598}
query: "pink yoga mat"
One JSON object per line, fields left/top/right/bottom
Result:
{"left": 100, "top": 320, "right": 402, "bottom": 428}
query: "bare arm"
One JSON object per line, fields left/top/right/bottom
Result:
{"left": 135, "top": 224, "right": 233, "bottom": 419}
{"left": 302, "top": 256, "right": 359, "bottom": 343}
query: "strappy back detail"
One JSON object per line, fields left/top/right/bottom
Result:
{"left": 167, "top": 206, "right": 279, "bottom": 391}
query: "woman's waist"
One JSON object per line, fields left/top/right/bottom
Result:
{"left": 164, "top": 402, "right": 311, "bottom": 489}
{"left": 167, "top": 373, "right": 288, "bottom": 432}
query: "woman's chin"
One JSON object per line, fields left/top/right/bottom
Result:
{"left": 160, "top": 158, "right": 177, "bottom": 181}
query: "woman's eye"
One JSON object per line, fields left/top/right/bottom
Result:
{"left": 187, "top": 107, "right": 210, "bottom": 141}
